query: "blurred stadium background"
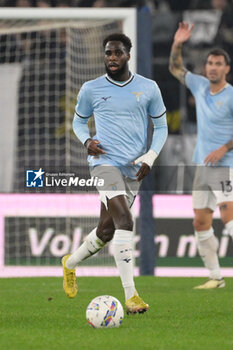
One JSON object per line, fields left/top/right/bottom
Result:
{"left": 0, "top": 0, "right": 232, "bottom": 278}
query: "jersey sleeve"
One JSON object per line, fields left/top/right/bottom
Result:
{"left": 72, "top": 114, "right": 91, "bottom": 145}
{"left": 75, "top": 82, "right": 93, "bottom": 118}
{"left": 150, "top": 113, "right": 168, "bottom": 155}
{"left": 230, "top": 92, "right": 233, "bottom": 116}
{"left": 148, "top": 82, "right": 166, "bottom": 118}
{"left": 185, "top": 71, "right": 208, "bottom": 95}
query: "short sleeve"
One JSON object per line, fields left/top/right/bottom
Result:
{"left": 185, "top": 71, "right": 208, "bottom": 95}
{"left": 148, "top": 82, "right": 166, "bottom": 118}
{"left": 230, "top": 89, "right": 233, "bottom": 116}
{"left": 75, "top": 82, "right": 93, "bottom": 118}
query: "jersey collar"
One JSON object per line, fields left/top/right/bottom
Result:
{"left": 105, "top": 73, "right": 134, "bottom": 87}
{"left": 209, "top": 83, "right": 229, "bottom": 95}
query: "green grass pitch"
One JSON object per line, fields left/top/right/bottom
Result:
{"left": 0, "top": 277, "right": 233, "bottom": 350}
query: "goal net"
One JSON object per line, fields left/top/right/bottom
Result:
{"left": 0, "top": 8, "right": 137, "bottom": 276}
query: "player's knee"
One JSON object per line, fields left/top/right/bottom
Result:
{"left": 116, "top": 212, "right": 133, "bottom": 231}
{"left": 193, "top": 218, "right": 199, "bottom": 231}
{"left": 193, "top": 218, "right": 209, "bottom": 232}
{"left": 97, "top": 227, "right": 115, "bottom": 243}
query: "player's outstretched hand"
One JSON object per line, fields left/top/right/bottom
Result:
{"left": 85, "top": 139, "right": 106, "bottom": 156}
{"left": 204, "top": 145, "right": 228, "bottom": 166}
{"left": 174, "top": 22, "right": 194, "bottom": 45}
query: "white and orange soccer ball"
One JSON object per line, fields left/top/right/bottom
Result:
{"left": 86, "top": 295, "right": 124, "bottom": 329}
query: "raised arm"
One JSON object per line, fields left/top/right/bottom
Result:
{"left": 169, "top": 22, "right": 194, "bottom": 84}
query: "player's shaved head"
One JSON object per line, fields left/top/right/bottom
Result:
{"left": 103, "top": 33, "right": 132, "bottom": 53}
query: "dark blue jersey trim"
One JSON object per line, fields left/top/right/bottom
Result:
{"left": 150, "top": 110, "right": 166, "bottom": 119}
{"left": 75, "top": 111, "right": 91, "bottom": 119}
{"left": 105, "top": 74, "right": 134, "bottom": 87}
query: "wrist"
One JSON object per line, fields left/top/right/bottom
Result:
{"left": 225, "top": 140, "right": 233, "bottom": 151}
{"left": 144, "top": 149, "right": 158, "bottom": 168}
{"left": 84, "top": 138, "right": 92, "bottom": 148}
{"left": 222, "top": 144, "right": 228, "bottom": 152}
{"left": 173, "top": 41, "right": 182, "bottom": 48}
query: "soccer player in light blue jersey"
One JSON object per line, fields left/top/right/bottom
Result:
{"left": 62, "top": 33, "right": 168, "bottom": 313}
{"left": 169, "top": 22, "right": 233, "bottom": 289}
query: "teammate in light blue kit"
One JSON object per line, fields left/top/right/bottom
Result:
{"left": 62, "top": 33, "right": 168, "bottom": 313}
{"left": 185, "top": 72, "right": 233, "bottom": 168}
{"left": 169, "top": 22, "right": 233, "bottom": 289}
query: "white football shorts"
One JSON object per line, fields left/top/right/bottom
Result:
{"left": 192, "top": 166, "right": 233, "bottom": 211}
{"left": 90, "top": 165, "right": 140, "bottom": 209}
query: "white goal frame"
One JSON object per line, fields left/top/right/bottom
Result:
{"left": 0, "top": 7, "right": 137, "bottom": 72}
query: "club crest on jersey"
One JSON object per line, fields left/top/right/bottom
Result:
{"left": 132, "top": 92, "right": 144, "bottom": 102}
{"left": 216, "top": 101, "right": 224, "bottom": 109}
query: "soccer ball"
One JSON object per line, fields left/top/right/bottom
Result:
{"left": 86, "top": 295, "right": 124, "bottom": 329}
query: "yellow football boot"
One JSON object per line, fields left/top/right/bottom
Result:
{"left": 62, "top": 254, "right": 78, "bottom": 298}
{"left": 194, "top": 278, "right": 225, "bottom": 289}
{"left": 125, "top": 294, "right": 149, "bottom": 314}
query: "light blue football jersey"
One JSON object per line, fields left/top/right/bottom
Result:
{"left": 75, "top": 73, "right": 166, "bottom": 176}
{"left": 185, "top": 72, "right": 233, "bottom": 167}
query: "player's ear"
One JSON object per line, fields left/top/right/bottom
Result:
{"left": 203, "top": 65, "right": 207, "bottom": 76}
{"left": 225, "top": 65, "right": 230, "bottom": 75}
{"left": 127, "top": 52, "right": 130, "bottom": 61}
